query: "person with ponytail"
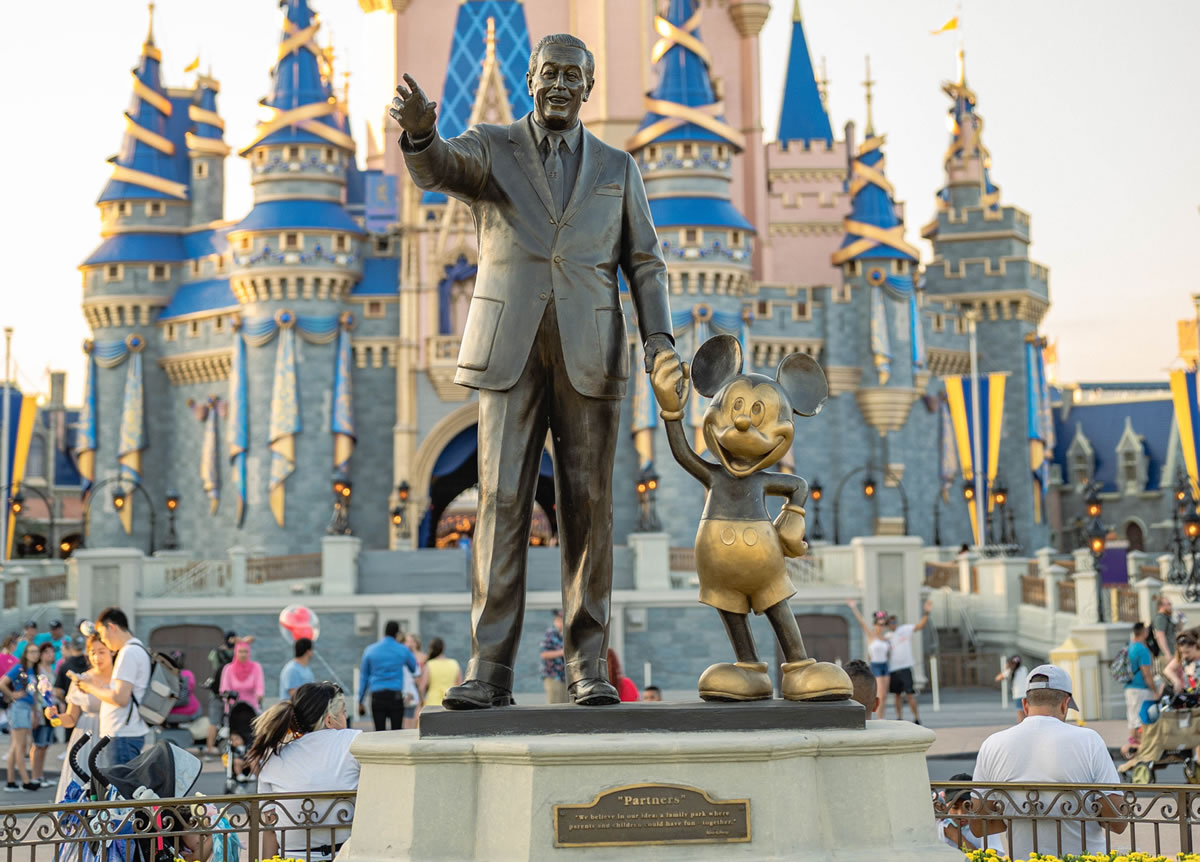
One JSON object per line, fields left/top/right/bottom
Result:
{"left": 250, "top": 682, "right": 361, "bottom": 860}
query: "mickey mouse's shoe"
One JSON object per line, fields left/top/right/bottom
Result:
{"left": 781, "top": 659, "right": 853, "bottom": 702}
{"left": 698, "top": 661, "right": 773, "bottom": 702}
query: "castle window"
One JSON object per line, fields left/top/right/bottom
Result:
{"left": 375, "top": 236, "right": 391, "bottom": 254}
{"left": 843, "top": 260, "right": 862, "bottom": 277}
{"left": 364, "top": 300, "right": 386, "bottom": 319}
{"left": 287, "top": 146, "right": 301, "bottom": 161}
{"left": 324, "top": 147, "right": 335, "bottom": 162}
{"left": 104, "top": 264, "right": 123, "bottom": 283}
{"left": 213, "top": 316, "right": 225, "bottom": 333}
{"left": 892, "top": 260, "right": 910, "bottom": 275}
{"left": 149, "top": 264, "right": 169, "bottom": 281}
{"left": 681, "top": 143, "right": 694, "bottom": 158}
{"left": 165, "top": 323, "right": 176, "bottom": 341}
{"left": 756, "top": 300, "right": 771, "bottom": 318}
{"left": 792, "top": 290, "right": 811, "bottom": 321}
{"left": 833, "top": 283, "right": 852, "bottom": 303}
{"left": 238, "top": 235, "right": 252, "bottom": 252}
{"left": 334, "top": 234, "right": 349, "bottom": 252}
{"left": 191, "top": 259, "right": 202, "bottom": 276}
{"left": 683, "top": 229, "right": 698, "bottom": 245}
{"left": 146, "top": 201, "right": 165, "bottom": 217}
{"left": 716, "top": 145, "right": 727, "bottom": 160}
{"left": 117, "top": 202, "right": 133, "bottom": 217}
{"left": 954, "top": 316, "right": 967, "bottom": 334}
{"left": 255, "top": 149, "right": 267, "bottom": 165}
{"left": 730, "top": 231, "right": 742, "bottom": 246}
{"left": 214, "top": 255, "right": 225, "bottom": 273}
{"left": 933, "top": 313, "right": 945, "bottom": 333}
{"left": 188, "top": 320, "right": 201, "bottom": 337}
{"left": 647, "top": 146, "right": 658, "bottom": 161}
{"left": 194, "top": 161, "right": 209, "bottom": 179}
{"left": 282, "top": 232, "right": 301, "bottom": 251}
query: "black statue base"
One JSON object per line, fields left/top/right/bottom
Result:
{"left": 418, "top": 698, "right": 864, "bottom": 738}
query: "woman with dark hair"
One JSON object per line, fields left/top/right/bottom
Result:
{"left": 0, "top": 642, "right": 41, "bottom": 790}
{"left": 606, "top": 649, "right": 639, "bottom": 702}
{"left": 422, "top": 637, "right": 461, "bottom": 708}
{"left": 29, "top": 642, "right": 57, "bottom": 786}
{"left": 1163, "top": 629, "right": 1200, "bottom": 695}
{"left": 250, "top": 682, "right": 361, "bottom": 860}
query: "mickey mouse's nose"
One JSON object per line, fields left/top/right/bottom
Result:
{"left": 734, "top": 415, "right": 751, "bottom": 432}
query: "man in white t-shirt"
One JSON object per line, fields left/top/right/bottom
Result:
{"left": 885, "top": 599, "right": 933, "bottom": 723}
{"left": 972, "top": 664, "right": 1128, "bottom": 859}
{"left": 76, "top": 607, "right": 151, "bottom": 765}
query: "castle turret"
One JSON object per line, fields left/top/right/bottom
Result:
{"left": 185, "top": 73, "right": 230, "bottom": 225}
{"left": 922, "top": 49, "right": 1052, "bottom": 551}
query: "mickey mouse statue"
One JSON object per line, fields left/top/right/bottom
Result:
{"left": 649, "top": 333, "right": 853, "bottom": 703}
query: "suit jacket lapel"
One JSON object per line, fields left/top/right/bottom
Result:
{"left": 508, "top": 117, "right": 556, "bottom": 219}
{"left": 561, "top": 127, "right": 606, "bottom": 225}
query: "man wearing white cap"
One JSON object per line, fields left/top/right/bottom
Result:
{"left": 970, "top": 664, "right": 1128, "bottom": 858}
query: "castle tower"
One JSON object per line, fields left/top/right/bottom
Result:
{"left": 78, "top": 5, "right": 187, "bottom": 550}
{"left": 228, "top": 0, "right": 364, "bottom": 549}
{"left": 185, "top": 74, "right": 230, "bottom": 225}
{"left": 623, "top": 0, "right": 754, "bottom": 543}
{"left": 922, "top": 50, "right": 1052, "bottom": 551}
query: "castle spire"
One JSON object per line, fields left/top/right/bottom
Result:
{"left": 627, "top": 0, "right": 743, "bottom": 152}
{"left": 96, "top": 4, "right": 188, "bottom": 203}
{"left": 939, "top": 48, "right": 1000, "bottom": 211}
{"left": 831, "top": 121, "right": 917, "bottom": 266}
{"left": 775, "top": 0, "right": 832, "bottom": 146}
{"left": 240, "top": 0, "right": 353, "bottom": 156}
{"left": 863, "top": 55, "right": 875, "bottom": 137}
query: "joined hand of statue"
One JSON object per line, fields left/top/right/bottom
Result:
{"left": 650, "top": 349, "right": 689, "bottom": 417}
{"left": 389, "top": 73, "right": 439, "bottom": 138}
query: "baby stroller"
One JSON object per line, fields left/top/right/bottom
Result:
{"left": 57, "top": 735, "right": 203, "bottom": 862}
{"left": 218, "top": 690, "right": 258, "bottom": 793}
{"left": 1118, "top": 695, "right": 1200, "bottom": 784}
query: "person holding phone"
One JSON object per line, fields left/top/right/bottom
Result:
{"left": 44, "top": 635, "right": 113, "bottom": 800}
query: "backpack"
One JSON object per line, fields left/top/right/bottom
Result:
{"left": 126, "top": 642, "right": 187, "bottom": 726}
{"left": 1110, "top": 646, "right": 1135, "bottom": 685}
{"left": 1146, "top": 619, "right": 1162, "bottom": 658}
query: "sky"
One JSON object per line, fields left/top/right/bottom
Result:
{"left": 2, "top": 0, "right": 1197, "bottom": 403}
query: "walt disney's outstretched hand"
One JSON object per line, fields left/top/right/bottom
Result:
{"left": 389, "top": 73, "right": 439, "bottom": 139}
{"left": 649, "top": 341, "right": 689, "bottom": 419}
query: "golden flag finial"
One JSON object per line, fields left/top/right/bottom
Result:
{"left": 863, "top": 55, "right": 876, "bottom": 136}
{"left": 792, "top": 0, "right": 802, "bottom": 22}
{"left": 145, "top": 2, "right": 156, "bottom": 46}
{"left": 818, "top": 55, "right": 829, "bottom": 109}
{"left": 485, "top": 16, "right": 497, "bottom": 62}
{"left": 957, "top": 46, "right": 966, "bottom": 86}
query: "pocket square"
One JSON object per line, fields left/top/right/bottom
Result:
{"left": 595, "top": 183, "right": 622, "bottom": 196}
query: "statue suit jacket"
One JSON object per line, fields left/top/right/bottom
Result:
{"left": 402, "top": 114, "right": 673, "bottom": 400}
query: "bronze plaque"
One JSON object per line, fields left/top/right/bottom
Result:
{"left": 553, "top": 783, "right": 750, "bottom": 848}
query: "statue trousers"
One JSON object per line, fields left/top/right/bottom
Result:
{"left": 466, "top": 297, "right": 621, "bottom": 691}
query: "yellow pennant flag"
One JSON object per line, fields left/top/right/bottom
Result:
{"left": 931, "top": 16, "right": 958, "bottom": 35}
{"left": 184, "top": 56, "right": 200, "bottom": 73}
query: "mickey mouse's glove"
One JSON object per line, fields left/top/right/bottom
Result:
{"left": 774, "top": 505, "right": 808, "bottom": 558}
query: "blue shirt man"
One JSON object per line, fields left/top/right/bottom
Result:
{"left": 1123, "top": 622, "right": 1160, "bottom": 754}
{"left": 279, "top": 637, "right": 315, "bottom": 700}
{"left": 358, "top": 621, "right": 419, "bottom": 731}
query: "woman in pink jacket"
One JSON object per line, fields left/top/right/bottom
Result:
{"left": 218, "top": 640, "right": 264, "bottom": 710}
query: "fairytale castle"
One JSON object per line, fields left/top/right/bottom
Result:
{"left": 77, "top": 0, "right": 1065, "bottom": 562}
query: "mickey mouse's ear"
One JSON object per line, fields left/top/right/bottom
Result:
{"left": 691, "top": 334, "right": 743, "bottom": 398}
{"left": 776, "top": 353, "right": 828, "bottom": 416}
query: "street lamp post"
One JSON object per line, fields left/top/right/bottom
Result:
{"left": 1085, "top": 483, "right": 1107, "bottom": 623}
{"left": 164, "top": 489, "right": 180, "bottom": 551}
{"left": 391, "top": 481, "right": 411, "bottom": 543}
{"left": 932, "top": 492, "right": 943, "bottom": 547}
{"left": 809, "top": 480, "right": 824, "bottom": 542}
{"left": 992, "top": 479, "right": 1009, "bottom": 546}
{"left": 1183, "top": 508, "right": 1200, "bottom": 603}
{"left": 328, "top": 475, "right": 352, "bottom": 536}
{"left": 4, "top": 483, "right": 56, "bottom": 559}
{"left": 635, "top": 465, "right": 662, "bottom": 532}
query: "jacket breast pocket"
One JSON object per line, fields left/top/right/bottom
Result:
{"left": 594, "top": 185, "right": 622, "bottom": 197}
{"left": 595, "top": 307, "right": 629, "bottom": 380}
{"left": 458, "top": 297, "right": 504, "bottom": 371}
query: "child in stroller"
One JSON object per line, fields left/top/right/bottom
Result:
{"left": 218, "top": 691, "right": 258, "bottom": 793}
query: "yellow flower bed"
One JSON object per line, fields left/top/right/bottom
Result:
{"left": 963, "top": 851, "right": 1200, "bottom": 862}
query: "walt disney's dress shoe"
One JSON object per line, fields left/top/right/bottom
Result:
{"left": 441, "top": 679, "right": 513, "bottom": 710}
{"left": 568, "top": 678, "right": 620, "bottom": 706}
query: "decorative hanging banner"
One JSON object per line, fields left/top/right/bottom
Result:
{"left": 76, "top": 343, "right": 99, "bottom": 495}
{"left": 944, "top": 372, "right": 1007, "bottom": 545}
{"left": 939, "top": 394, "right": 958, "bottom": 502}
{"left": 268, "top": 313, "right": 301, "bottom": 527}
{"left": 1169, "top": 370, "right": 1200, "bottom": 500}
{"left": 190, "top": 396, "right": 222, "bottom": 515}
{"left": 870, "top": 286, "right": 892, "bottom": 385}
{"left": 331, "top": 313, "right": 356, "bottom": 476}
{"left": 117, "top": 335, "right": 147, "bottom": 536}
{"left": 1024, "top": 336, "right": 1053, "bottom": 523}
{"left": 3, "top": 392, "right": 39, "bottom": 561}
{"left": 228, "top": 324, "right": 249, "bottom": 527}
{"left": 689, "top": 305, "right": 712, "bottom": 431}
{"left": 910, "top": 293, "right": 926, "bottom": 373}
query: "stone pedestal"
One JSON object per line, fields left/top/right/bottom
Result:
{"left": 321, "top": 535, "right": 361, "bottom": 595}
{"left": 339, "top": 717, "right": 957, "bottom": 862}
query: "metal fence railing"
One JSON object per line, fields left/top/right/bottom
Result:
{"left": 1019, "top": 574, "right": 1046, "bottom": 607}
{"left": 1058, "top": 579, "right": 1077, "bottom": 614}
{"left": 931, "top": 781, "right": 1199, "bottom": 857}
{"left": 0, "top": 791, "right": 357, "bottom": 862}
{"left": 246, "top": 553, "right": 321, "bottom": 584}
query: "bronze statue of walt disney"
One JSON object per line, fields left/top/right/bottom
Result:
{"left": 390, "top": 34, "right": 685, "bottom": 709}
{"left": 653, "top": 334, "right": 853, "bottom": 703}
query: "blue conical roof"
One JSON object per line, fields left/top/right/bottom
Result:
{"left": 242, "top": 0, "right": 353, "bottom": 154}
{"left": 630, "top": 0, "right": 742, "bottom": 150}
{"left": 192, "top": 80, "right": 223, "bottom": 140}
{"left": 97, "top": 13, "right": 189, "bottom": 203}
{"left": 832, "top": 133, "right": 918, "bottom": 263}
{"left": 776, "top": 2, "right": 832, "bottom": 146}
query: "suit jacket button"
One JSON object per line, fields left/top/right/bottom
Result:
{"left": 554, "top": 256, "right": 563, "bottom": 263}
{"left": 539, "top": 293, "right": 548, "bottom": 300}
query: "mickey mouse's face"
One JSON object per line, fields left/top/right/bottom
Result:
{"left": 702, "top": 374, "right": 795, "bottom": 478}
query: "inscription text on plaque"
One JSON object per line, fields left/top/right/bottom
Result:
{"left": 552, "top": 783, "right": 750, "bottom": 847}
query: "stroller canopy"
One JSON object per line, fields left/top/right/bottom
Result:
{"left": 101, "top": 741, "right": 202, "bottom": 799}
